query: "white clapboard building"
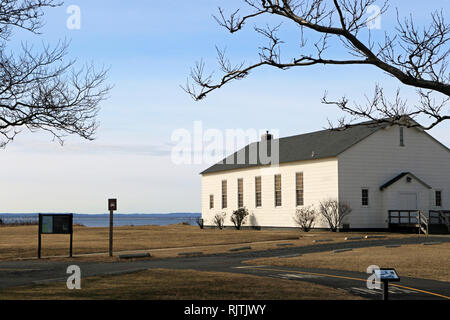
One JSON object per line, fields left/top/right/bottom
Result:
{"left": 200, "top": 119, "right": 450, "bottom": 231}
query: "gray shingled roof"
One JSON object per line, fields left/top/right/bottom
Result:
{"left": 201, "top": 121, "right": 388, "bottom": 175}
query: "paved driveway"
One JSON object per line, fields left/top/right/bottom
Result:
{"left": 1, "top": 236, "right": 449, "bottom": 300}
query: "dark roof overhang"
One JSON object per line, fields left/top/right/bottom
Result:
{"left": 379, "top": 172, "right": 432, "bottom": 191}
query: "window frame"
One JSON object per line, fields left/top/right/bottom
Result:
{"left": 296, "top": 172, "right": 304, "bottom": 207}
{"left": 237, "top": 178, "right": 244, "bottom": 208}
{"left": 361, "top": 188, "right": 369, "bottom": 207}
{"left": 255, "top": 176, "right": 262, "bottom": 208}
{"left": 221, "top": 180, "right": 227, "bottom": 209}
{"left": 209, "top": 194, "right": 214, "bottom": 209}
{"left": 435, "top": 190, "right": 442, "bottom": 207}
{"left": 274, "top": 174, "right": 282, "bottom": 207}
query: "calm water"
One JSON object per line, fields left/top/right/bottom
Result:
{"left": 0, "top": 213, "right": 201, "bottom": 227}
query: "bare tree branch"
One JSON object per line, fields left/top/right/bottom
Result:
{"left": 184, "top": 0, "right": 449, "bottom": 130}
{"left": 0, "top": 0, "right": 111, "bottom": 147}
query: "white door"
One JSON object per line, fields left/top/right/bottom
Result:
{"left": 398, "top": 192, "right": 418, "bottom": 224}
{"left": 398, "top": 192, "right": 417, "bottom": 210}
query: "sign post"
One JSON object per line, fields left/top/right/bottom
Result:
{"left": 108, "top": 199, "right": 117, "bottom": 257}
{"left": 374, "top": 268, "right": 400, "bottom": 301}
{"left": 38, "top": 214, "right": 73, "bottom": 259}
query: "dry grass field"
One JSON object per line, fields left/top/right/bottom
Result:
{"left": 0, "top": 268, "right": 362, "bottom": 300}
{"left": 246, "top": 243, "right": 450, "bottom": 282}
{"left": 0, "top": 224, "right": 419, "bottom": 260}
{"left": 0, "top": 224, "right": 296, "bottom": 260}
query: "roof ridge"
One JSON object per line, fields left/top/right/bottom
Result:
{"left": 276, "top": 119, "right": 390, "bottom": 142}
{"left": 200, "top": 120, "right": 389, "bottom": 175}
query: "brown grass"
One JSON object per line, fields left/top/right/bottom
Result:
{"left": 246, "top": 243, "right": 450, "bottom": 282}
{"left": 0, "top": 268, "right": 362, "bottom": 300}
{"left": 0, "top": 224, "right": 421, "bottom": 261}
{"left": 0, "top": 224, "right": 295, "bottom": 260}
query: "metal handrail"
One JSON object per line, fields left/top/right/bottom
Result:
{"left": 388, "top": 210, "right": 428, "bottom": 235}
{"left": 418, "top": 211, "right": 429, "bottom": 236}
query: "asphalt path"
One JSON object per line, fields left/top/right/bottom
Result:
{"left": 0, "top": 236, "right": 449, "bottom": 300}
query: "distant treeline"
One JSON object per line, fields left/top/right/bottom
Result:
{"left": 0, "top": 217, "right": 38, "bottom": 226}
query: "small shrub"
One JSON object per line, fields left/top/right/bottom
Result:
{"left": 319, "top": 198, "right": 352, "bottom": 232}
{"left": 293, "top": 206, "right": 316, "bottom": 232}
{"left": 231, "top": 207, "right": 249, "bottom": 230}
{"left": 196, "top": 217, "right": 204, "bottom": 229}
{"left": 214, "top": 212, "right": 226, "bottom": 230}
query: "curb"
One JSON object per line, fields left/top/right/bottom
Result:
{"left": 423, "top": 242, "right": 441, "bottom": 246}
{"left": 364, "top": 235, "right": 387, "bottom": 239}
{"left": 333, "top": 248, "right": 353, "bottom": 253}
{"left": 119, "top": 253, "right": 151, "bottom": 260}
{"left": 229, "top": 246, "right": 252, "bottom": 252}
{"left": 313, "top": 239, "right": 333, "bottom": 243}
{"left": 276, "top": 243, "right": 294, "bottom": 247}
{"left": 178, "top": 252, "right": 204, "bottom": 257}
{"left": 345, "top": 237, "right": 363, "bottom": 241}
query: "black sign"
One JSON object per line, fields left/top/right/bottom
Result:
{"left": 108, "top": 199, "right": 117, "bottom": 211}
{"left": 38, "top": 214, "right": 73, "bottom": 259}
{"left": 39, "top": 214, "right": 73, "bottom": 234}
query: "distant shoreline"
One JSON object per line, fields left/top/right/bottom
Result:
{"left": 0, "top": 213, "right": 201, "bottom": 228}
{"left": 0, "top": 212, "right": 200, "bottom": 216}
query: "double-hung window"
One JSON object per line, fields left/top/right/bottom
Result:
{"left": 296, "top": 172, "right": 304, "bottom": 206}
{"left": 274, "top": 175, "right": 282, "bottom": 207}
{"left": 209, "top": 195, "right": 214, "bottom": 209}
{"left": 255, "top": 176, "right": 262, "bottom": 207}
{"left": 436, "top": 190, "right": 442, "bottom": 207}
{"left": 362, "top": 188, "right": 369, "bottom": 207}
{"left": 221, "top": 180, "right": 227, "bottom": 209}
{"left": 237, "top": 178, "right": 244, "bottom": 208}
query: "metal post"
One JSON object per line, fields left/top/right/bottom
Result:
{"left": 69, "top": 213, "right": 73, "bottom": 258}
{"left": 109, "top": 209, "right": 114, "bottom": 257}
{"left": 38, "top": 214, "right": 42, "bottom": 259}
{"left": 382, "top": 281, "right": 389, "bottom": 301}
{"left": 69, "top": 233, "right": 73, "bottom": 258}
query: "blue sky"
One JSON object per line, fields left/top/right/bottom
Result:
{"left": 1, "top": 0, "right": 449, "bottom": 213}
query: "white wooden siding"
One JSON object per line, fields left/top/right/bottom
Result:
{"left": 201, "top": 158, "right": 339, "bottom": 228}
{"left": 338, "top": 125, "right": 450, "bottom": 228}
{"left": 201, "top": 125, "right": 450, "bottom": 229}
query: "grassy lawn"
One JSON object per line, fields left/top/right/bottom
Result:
{"left": 0, "top": 268, "right": 362, "bottom": 300}
{"left": 245, "top": 243, "right": 450, "bottom": 282}
{"left": 0, "top": 224, "right": 420, "bottom": 261}
{"left": 0, "top": 224, "right": 298, "bottom": 260}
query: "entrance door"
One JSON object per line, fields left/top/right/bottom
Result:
{"left": 398, "top": 193, "right": 418, "bottom": 224}
{"left": 398, "top": 192, "right": 417, "bottom": 210}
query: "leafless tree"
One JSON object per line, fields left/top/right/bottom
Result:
{"left": 231, "top": 207, "right": 249, "bottom": 230}
{"left": 214, "top": 212, "right": 226, "bottom": 229}
{"left": 293, "top": 206, "right": 316, "bottom": 232}
{"left": 319, "top": 198, "right": 352, "bottom": 232}
{"left": 0, "top": 0, "right": 111, "bottom": 147}
{"left": 184, "top": 0, "right": 449, "bottom": 130}
{"left": 195, "top": 217, "right": 204, "bottom": 229}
